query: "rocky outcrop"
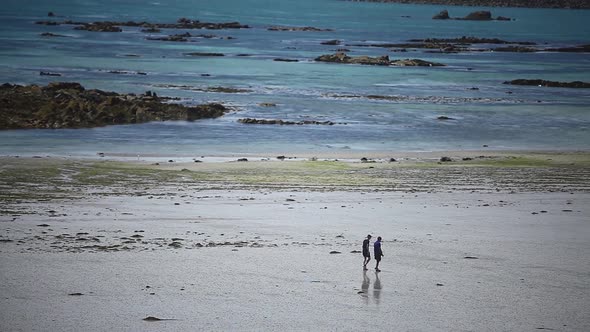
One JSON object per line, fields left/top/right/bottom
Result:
{"left": 431, "top": 10, "right": 512, "bottom": 20}
{"left": 460, "top": 11, "right": 493, "bottom": 20}
{"left": 321, "top": 39, "right": 342, "bottom": 45}
{"left": 432, "top": 10, "right": 450, "bottom": 19}
{"left": 410, "top": 37, "right": 535, "bottom": 45}
{"left": 0, "top": 83, "right": 230, "bottom": 129}
{"left": 347, "top": 1, "right": 590, "bottom": 9}
{"left": 74, "top": 22, "right": 122, "bottom": 32}
{"left": 183, "top": 52, "right": 225, "bottom": 56}
{"left": 545, "top": 44, "right": 590, "bottom": 53}
{"left": 503, "top": 79, "right": 590, "bottom": 88}
{"left": 238, "top": 118, "right": 339, "bottom": 125}
{"left": 315, "top": 52, "right": 445, "bottom": 66}
{"left": 268, "top": 26, "right": 333, "bottom": 32}
{"left": 35, "top": 17, "right": 249, "bottom": 32}
{"left": 274, "top": 58, "right": 299, "bottom": 62}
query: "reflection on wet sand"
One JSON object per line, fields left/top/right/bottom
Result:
{"left": 361, "top": 270, "right": 383, "bottom": 305}
{"left": 373, "top": 272, "right": 382, "bottom": 305}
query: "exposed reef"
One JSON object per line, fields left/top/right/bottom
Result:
{"left": 315, "top": 53, "right": 445, "bottom": 66}
{"left": 35, "top": 17, "right": 249, "bottom": 32}
{"left": 268, "top": 26, "right": 333, "bottom": 32}
{"left": 433, "top": 10, "right": 512, "bottom": 20}
{"left": 0, "top": 83, "right": 231, "bottom": 129}
{"left": 503, "top": 79, "right": 590, "bottom": 88}
{"left": 238, "top": 118, "right": 343, "bottom": 125}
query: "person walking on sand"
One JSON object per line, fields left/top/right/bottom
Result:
{"left": 362, "top": 234, "right": 372, "bottom": 270}
{"left": 374, "top": 236, "right": 384, "bottom": 272}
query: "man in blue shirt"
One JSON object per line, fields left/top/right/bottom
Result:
{"left": 374, "top": 236, "right": 384, "bottom": 272}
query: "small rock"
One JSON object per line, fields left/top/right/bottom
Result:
{"left": 440, "top": 156, "right": 452, "bottom": 162}
{"left": 329, "top": 251, "right": 341, "bottom": 254}
{"left": 464, "top": 256, "right": 478, "bottom": 259}
{"left": 68, "top": 292, "right": 84, "bottom": 296}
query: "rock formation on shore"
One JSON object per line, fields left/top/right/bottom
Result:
{"left": 348, "top": 0, "right": 590, "bottom": 9}
{"left": 0, "top": 83, "right": 230, "bottom": 129}
{"left": 315, "top": 52, "right": 445, "bottom": 66}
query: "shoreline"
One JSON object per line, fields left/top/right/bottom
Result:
{"left": 1, "top": 150, "right": 589, "bottom": 199}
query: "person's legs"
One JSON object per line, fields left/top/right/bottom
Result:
{"left": 375, "top": 258, "right": 381, "bottom": 272}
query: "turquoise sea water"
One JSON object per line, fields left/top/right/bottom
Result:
{"left": 0, "top": 0, "right": 589, "bottom": 157}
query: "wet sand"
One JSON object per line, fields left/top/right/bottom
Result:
{"left": 0, "top": 152, "right": 589, "bottom": 331}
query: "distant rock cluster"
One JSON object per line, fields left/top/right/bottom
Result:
{"left": 433, "top": 10, "right": 512, "bottom": 20}
{"left": 315, "top": 53, "right": 445, "bottom": 66}
{"left": 35, "top": 17, "right": 250, "bottom": 33}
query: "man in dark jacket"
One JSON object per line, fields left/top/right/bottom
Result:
{"left": 362, "top": 234, "right": 372, "bottom": 270}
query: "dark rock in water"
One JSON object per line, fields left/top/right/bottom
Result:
{"left": 315, "top": 52, "right": 391, "bottom": 66}
{"left": 389, "top": 158, "right": 397, "bottom": 162}
{"left": 40, "top": 71, "right": 61, "bottom": 77}
{"left": 68, "top": 292, "right": 84, "bottom": 296}
{"left": 493, "top": 46, "right": 537, "bottom": 52}
{"left": 168, "top": 242, "right": 182, "bottom": 248}
{"left": 184, "top": 52, "right": 225, "bottom": 56}
{"left": 148, "top": 33, "right": 193, "bottom": 42}
{"left": 35, "top": 21, "right": 60, "bottom": 26}
{"left": 321, "top": 39, "right": 341, "bottom": 45}
{"left": 464, "top": 256, "right": 479, "bottom": 259}
{"left": 48, "top": 12, "right": 55, "bottom": 17}
{"left": 503, "top": 79, "right": 590, "bottom": 88}
{"left": 391, "top": 58, "right": 445, "bottom": 66}
{"left": 37, "top": 224, "right": 51, "bottom": 227}
{"left": 432, "top": 10, "right": 450, "bottom": 19}
{"left": 496, "top": 16, "right": 512, "bottom": 21}
{"left": 74, "top": 22, "right": 122, "bottom": 32}
{"left": 437, "top": 116, "right": 454, "bottom": 120}
{"left": 545, "top": 44, "right": 590, "bottom": 53}
{"left": 277, "top": 155, "right": 286, "bottom": 160}
{"left": 238, "top": 118, "right": 337, "bottom": 126}
{"left": 0, "top": 82, "right": 230, "bottom": 129}
{"left": 410, "top": 36, "right": 535, "bottom": 45}
{"left": 259, "top": 102, "right": 277, "bottom": 107}
{"left": 40, "top": 32, "right": 67, "bottom": 37}
{"left": 440, "top": 156, "right": 453, "bottom": 162}
{"left": 237, "top": 158, "right": 248, "bottom": 162}
{"left": 315, "top": 52, "right": 445, "bottom": 66}
{"left": 329, "top": 251, "right": 342, "bottom": 254}
{"left": 460, "top": 11, "right": 493, "bottom": 20}
{"left": 274, "top": 58, "right": 299, "bottom": 62}
{"left": 268, "top": 26, "right": 333, "bottom": 32}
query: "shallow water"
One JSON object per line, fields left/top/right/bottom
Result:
{"left": 0, "top": 0, "right": 589, "bottom": 156}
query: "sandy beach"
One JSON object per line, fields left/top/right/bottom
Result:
{"left": 0, "top": 151, "right": 589, "bottom": 331}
